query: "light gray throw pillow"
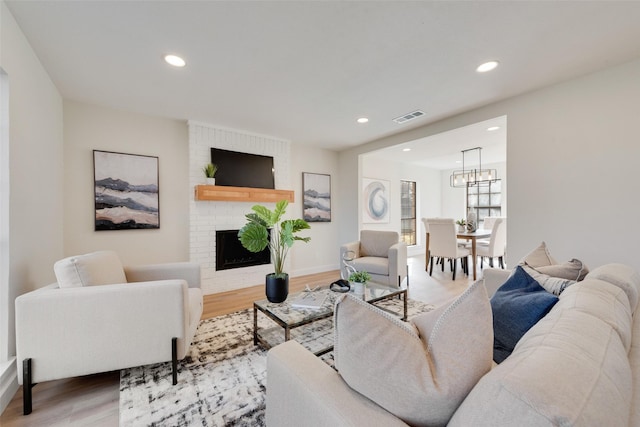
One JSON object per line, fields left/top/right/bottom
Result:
{"left": 535, "top": 258, "right": 588, "bottom": 281}
{"left": 521, "top": 264, "right": 576, "bottom": 296}
{"left": 334, "top": 280, "right": 493, "bottom": 427}
{"left": 518, "top": 242, "right": 589, "bottom": 294}
{"left": 54, "top": 250, "right": 127, "bottom": 288}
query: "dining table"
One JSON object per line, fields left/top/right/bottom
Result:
{"left": 456, "top": 229, "right": 491, "bottom": 280}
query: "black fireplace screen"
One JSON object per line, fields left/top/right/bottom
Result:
{"left": 215, "top": 229, "right": 271, "bottom": 271}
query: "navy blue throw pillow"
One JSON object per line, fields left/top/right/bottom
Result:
{"left": 491, "top": 265, "right": 559, "bottom": 363}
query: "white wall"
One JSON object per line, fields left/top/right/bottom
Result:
{"left": 505, "top": 59, "right": 639, "bottom": 269}
{"left": 338, "top": 58, "right": 640, "bottom": 273}
{"left": 1, "top": 0, "right": 64, "bottom": 411}
{"left": 63, "top": 100, "right": 189, "bottom": 265}
{"left": 290, "top": 144, "right": 340, "bottom": 275}
{"left": 405, "top": 162, "right": 441, "bottom": 257}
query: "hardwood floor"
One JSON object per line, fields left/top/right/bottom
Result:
{"left": 0, "top": 256, "right": 474, "bottom": 426}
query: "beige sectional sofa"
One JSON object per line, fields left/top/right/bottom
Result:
{"left": 266, "top": 263, "right": 640, "bottom": 426}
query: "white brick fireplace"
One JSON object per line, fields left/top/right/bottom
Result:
{"left": 188, "top": 121, "right": 291, "bottom": 295}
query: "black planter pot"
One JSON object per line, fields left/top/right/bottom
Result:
{"left": 265, "top": 273, "right": 289, "bottom": 303}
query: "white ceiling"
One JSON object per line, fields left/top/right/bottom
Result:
{"left": 6, "top": 1, "right": 640, "bottom": 161}
{"left": 367, "top": 115, "right": 506, "bottom": 170}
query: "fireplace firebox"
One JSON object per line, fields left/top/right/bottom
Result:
{"left": 216, "top": 229, "right": 271, "bottom": 271}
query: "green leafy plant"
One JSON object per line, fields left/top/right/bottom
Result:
{"left": 349, "top": 270, "right": 371, "bottom": 283}
{"left": 203, "top": 163, "right": 218, "bottom": 178}
{"left": 455, "top": 219, "right": 466, "bottom": 226}
{"left": 238, "top": 200, "right": 311, "bottom": 278}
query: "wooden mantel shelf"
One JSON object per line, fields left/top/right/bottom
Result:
{"left": 194, "top": 185, "right": 294, "bottom": 203}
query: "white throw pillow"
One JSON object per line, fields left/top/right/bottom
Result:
{"left": 54, "top": 250, "right": 127, "bottom": 288}
{"left": 519, "top": 241, "right": 557, "bottom": 267}
{"left": 334, "top": 280, "right": 493, "bottom": 427}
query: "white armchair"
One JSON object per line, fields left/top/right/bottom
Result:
{"left": 340, "top": 230, "right": 408, "bottom": 287}
{"left": 14, "top": 251, "right": 203, "bottom": 415}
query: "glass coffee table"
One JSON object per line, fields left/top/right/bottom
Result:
{"left": 253, "top": 281, "right": 407, "bottom": 356}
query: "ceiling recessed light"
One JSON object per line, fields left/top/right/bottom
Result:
{"left": 402, "top": 148, "right": 411, "bottom": 152}
{"left": 476, "top": 60, "right": 499, "bottom": 73}
{"left": 487, "top": 126, "right": 500, "bottom": 131}
{"left": 164, "top": 54, "right": 186, "bottom": 67}
{"left": 357, "top": 117, "right": 369, "bottom": 124}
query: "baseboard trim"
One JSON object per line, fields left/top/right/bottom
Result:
{"left": 291, "top": 264, "right": 339, "bottom": 278}
{"left": 0, "top": 357, "right": 18, "bottom": 415}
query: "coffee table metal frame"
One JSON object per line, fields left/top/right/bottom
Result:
{"left": 253, "top": 282, "right": 407, "bottom": 356}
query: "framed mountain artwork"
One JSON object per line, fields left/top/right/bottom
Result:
{"left": 93, "top": 150, "right": 159, "bottom": 230}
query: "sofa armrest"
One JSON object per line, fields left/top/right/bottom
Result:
{"left": 483, "top": 268, "right": 511, "bottom": 298}
{"left": 15, "top": 280, "right": 192, "bottom": 384}
{"left": 340, "top": 241, "right": 361, "bottom": 261}
{"left": 266, "top": 341, "right": 407, "bottom": 426}
{"left": 124, "top": 262, "right": 201, "bottom": 288}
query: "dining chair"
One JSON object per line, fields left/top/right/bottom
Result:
{"left": 426, "top": 218, "right": 470, "bottom": 280}
{"left": 477, "top": 218, "right": 507, "bottom": 269}
{"left": 421, "top": 218, "right": 430, "bottom": 271}
{"left": 482, "top": 216, "right": 499, "bottom": 232}
{"left": 476, "top": 216, "right": 504, "bottom": 247}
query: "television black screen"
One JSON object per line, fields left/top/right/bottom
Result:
{"left": 211, "top": 148, "right": 275, "bottom": 189}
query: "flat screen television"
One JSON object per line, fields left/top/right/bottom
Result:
{"left": 210, "top": 148, "right": 275, "bottom": 189}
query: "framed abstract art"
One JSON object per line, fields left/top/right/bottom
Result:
{"left": 302, "top": 172, "right": 331, "bottom": 222}
{"left": 362, "top": 178, "right": 390, "bottom": 223}
{"left": 93, "top": 150, "right": 159, "bottom": 230}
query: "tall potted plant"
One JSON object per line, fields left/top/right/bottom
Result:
{"left": 238, "top": 200, "right": 311, "bottom": 302}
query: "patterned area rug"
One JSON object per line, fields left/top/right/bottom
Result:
{"left": 119, "top": 296, "right": 434, "bottom": 426}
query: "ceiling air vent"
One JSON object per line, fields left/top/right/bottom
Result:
{"left": 392, "top": 110, "right": 425, "bottom": 124}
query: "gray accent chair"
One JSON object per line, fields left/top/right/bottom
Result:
{"left": 340, "top": 230, "right": 408, "bottom": 287}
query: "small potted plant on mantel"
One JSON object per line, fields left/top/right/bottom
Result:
{"left": 348, "top": 270, "right": 371, "bottom": 296}
{"left": 203, "top": 163, "right": 218, "bottom": 185}
{"left": 239, "top": 200, "right": 311, "bottom": 303}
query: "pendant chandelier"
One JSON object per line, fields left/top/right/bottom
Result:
{"left": 450, "top": 147, "right": 498, "bottom": 188}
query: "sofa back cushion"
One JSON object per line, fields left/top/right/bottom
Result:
{"left": 587, "top": 263, "right": 640, "bottom": 312}
{"left": 558, "top": 279, "right": 633, "bottom": 351}
{"left": 54, "top": 250, "right": 127, "bottom": 288}
{"left": 334, "top": 280, "right": 493, "bottom": 427}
